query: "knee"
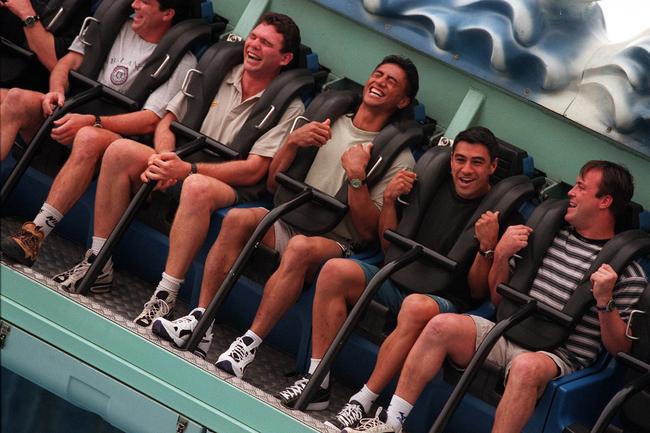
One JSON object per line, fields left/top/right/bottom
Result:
{"left": 103, "top": 139, "right": 143, "bottom": 171}
{"left": 222, "top": 208, "right": 259, "bottom": 232}
{"left": 3, "top": 88, "right": 31, "bottom": 115}
{"left": 179, "top": 175, "right": 215, "bottom": 209}
{"left": 316, "top": 258, "right": 359, "bottom": 297}
{"left": 507, "top": 353, "right": 553, "bottom": 389}
{"left": 419, "top": 314, "right": 462, "bottom": 346}
{"left": 70, "top": 127, "right": 108, "bottom": 161}
{"left": 397, "top": 294, "right": 439, "bottom": 329}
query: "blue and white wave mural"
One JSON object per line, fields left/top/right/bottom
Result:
{"left": 312, "top": 0, "right": 650, "bottom": 157}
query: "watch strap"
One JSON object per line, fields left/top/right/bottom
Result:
{"left": 23, "top": 15, "right": 40, "bottom": 27}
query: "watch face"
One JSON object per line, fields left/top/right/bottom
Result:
{"left": 24, "top": 16, "right": 37, "bottom": 26}
{"left": 349, "top": 178, "right": 363, "bottom": 189}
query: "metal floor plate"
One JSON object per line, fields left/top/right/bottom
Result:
{"left": 1, "top": 216, "right": 356, "bottom": 432}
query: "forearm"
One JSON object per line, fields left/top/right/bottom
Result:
{"left": 348, "top": 186, "right": 380, "bottom": 242}
{"left": 153, "top": 112, "right": 177, "bottom": 152}
{"left": 599, "top": 311, "right": 633, "bottom": 355}
{"left": 49, "top": 52, "right": 82, "bottom": 94}
{"left": 197, "top": 157, "right": 269, "bottom": 186}
{"left": 468, "top": 254, "right": 492, "bottom": 300}
{"left": 24, "top": 24, "right": 58, "bottom": 70}
{"left": 378, "top": 199, "right": 399, "bottom": 252}
{"left": 101, "top": 110, "right": 160, "bottom": 136}
{"left": 267, "top": 141, "right": 298, "bottom": 191}
{"left": 488, "top": 251, "right": 511, "bottom": 305}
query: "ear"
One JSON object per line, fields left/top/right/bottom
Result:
{"left": 279, "top": 51, "right": 294, "bottom": 67}
{"left": 397, "top": 95, "right": 411, "bottom": 110}
{"left": 599, "top": 194, "right": 613, "bottom": 210}
{"left": 489, "top": 157, "right": 498, "bottom": 175}
{"left": 162, "top": 8, "right": 175, "bottom": 23}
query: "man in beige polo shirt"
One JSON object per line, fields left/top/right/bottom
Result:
{"left": 50, "top": 13, "right": 305, "bottom": 328}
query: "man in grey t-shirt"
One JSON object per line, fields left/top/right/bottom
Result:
{"left": 151, "top": 55, "right": 420, "bottom": 377}
{"left": 2, "top": 0, "right": 195, "bottom": 267}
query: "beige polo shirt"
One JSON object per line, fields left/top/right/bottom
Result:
{"left": 166, "top": 64, "right": 304, "bottom": 157}
{"left": 304, "top": 115, "right": 415, "bottom": 245}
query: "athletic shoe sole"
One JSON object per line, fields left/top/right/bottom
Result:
{"left": 1, "top": 238, "right": 36, "bottom": 267}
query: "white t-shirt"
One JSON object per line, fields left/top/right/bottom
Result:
{"left": 69, "top": 21, "right": 196, "bottom": 118}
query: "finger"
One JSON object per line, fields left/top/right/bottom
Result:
{"left": 322, "top": 118, "right": 331, "bottom": 126}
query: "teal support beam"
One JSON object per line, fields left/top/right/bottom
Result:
{"left": 233, "top": 0, "right": 269, "bottom": 38}
{"left": 444, "top": 88, "right": 486, "bottom": 140}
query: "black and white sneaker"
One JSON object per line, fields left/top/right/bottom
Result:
{"left": 215, "top": 336, "right": 257, "bottom": 378}
{"left": 152, "top": 308, "right": 213, "bottom": 358}
{"left": 134, "top": 290, "right": 176, "bottom": 327}
{"left": 324, "top": 400, "right": 367, "bottom": 429}
{"left": 53, "top": 249, "right": 113, "bottom": 293}
{"left": 343, "top": 407, "right": 395, "bottom": 433}
{"left": 275, "top": 374, "right": 330, "bottom": 411}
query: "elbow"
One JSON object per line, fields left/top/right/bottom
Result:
{"left": 143, "top": 117, "right": 160, "bottom": 135}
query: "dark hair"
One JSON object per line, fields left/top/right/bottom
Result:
{"left": 580, "top": 160, "right": 634, "bottom": 218}
{"left": 376, "top": 55, "right": 419, "bottom": 99}
{"left": 258, "top": 12, "right": 301, "bottom": 68}
{"left": 158, "top": 0, "right": 189, "bottom": 24}
{"left": 453, "top": 126, "right": 499, "bottom": 161}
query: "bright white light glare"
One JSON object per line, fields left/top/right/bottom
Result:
{"left": 598, "top": 0, "right": 650, "bottom": 42}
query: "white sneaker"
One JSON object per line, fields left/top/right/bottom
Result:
{"left": 134, "top": 290, "right": 176, "bottom": 327}
{"left": 215, "top": 336, "right": 257, "bottom": 378}
{"left": 152, "top": 308, "right": 212, "bottom": 358}
{"left": 343, "top": 408, "right": 396, "bottom": 433}
{"left": 53, "top": 249, "right": 113, "bottom": 293}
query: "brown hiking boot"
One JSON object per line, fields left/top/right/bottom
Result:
{"left": 1, "top": 222, "right": 45, "bottom": 267}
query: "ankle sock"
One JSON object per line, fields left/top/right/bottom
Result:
{"left": 153, "top": 272, "right": 183, "bottom": 300}
{"left": 350, "top": 384, "right": 379, "bottom": 413}
{"left": 385, "top": 395, "right": 413, "bottom": 433}
{"left": 242, "top": 329, "right": 262, "bottom": 349}
{"left": 33, "top": 203, "right": 63, "bottom": 238}
{"left": 90, "top": 236, "right": 113, "bottom": 268}
{"left": 308, "top": 358, "right": 330, "bottom": 389}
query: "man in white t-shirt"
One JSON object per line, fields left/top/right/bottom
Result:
{"left": 2, "top": 0, "right": 196, "bottom": 267}
{"left": 151, "top": 55, "right": 420, "bottom": 373}
{"left": 48, "top": 13, "right": 304, "bottom": 317}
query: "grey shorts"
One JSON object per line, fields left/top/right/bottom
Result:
{"left": 271, "top": 217, "right": 352, "bottom": 257}
{"left": 469, "top": 315, "right": 575, "bottom": 380}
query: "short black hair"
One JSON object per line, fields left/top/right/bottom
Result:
{"left": 258, "top": 12, "right": 301, "bottom": 68}
{"left": 158, "top": 0, "right": 189, "bottom": 24}
{"left": 453, "top": 126, "right": 499, "bottom": 161}
{"left": 580, "top": 160, "right": 634, "bottom": 218}
{"left": 376, "top": 55, "right": 419, "bottom": 100}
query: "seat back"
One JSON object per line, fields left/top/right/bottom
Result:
{"left": 275, "top": 91, "right": 424, "bottom": 236}
{"left": 497, "top": 202, "right": 650, "bottom": 351}
{"left": 42, "top": 0, "right": 89, "bottom": 34}
{"left": 386, "top": 146, "right": 537, "bottom": 293}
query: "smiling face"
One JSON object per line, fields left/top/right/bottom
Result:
{"left": 450, "top": 141, "right": 497, "bottom": 199}
{"left": 130, "top": 0, "right": 173, "bottom": 38}
{"left": 565, "top": 168, "right": 612, "bottom": 229}
{"left": 361, "top": 63, "right": 411, "bottom": 112}
{"left": 243, "top": 23, "right": 293, "bottom": 77}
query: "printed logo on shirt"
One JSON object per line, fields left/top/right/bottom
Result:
{"left": 111, "top": 65, "right": 129, "bottom": 86}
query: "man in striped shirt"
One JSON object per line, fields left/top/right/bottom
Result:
{"left": 344, "top": 160, "right": 647, "bottom": 433}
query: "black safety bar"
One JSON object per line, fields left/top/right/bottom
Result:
{"left": 295, "top": 229, "right": 457, "bottom": 410}
{"left": 590, "top": 352, "right": 650, "bottom": 433}
{"left": 73, "top": 121, "right": 239, "bottom": 294}
{"left": 1, "top": 71, "right": 139, "bottom": 206}
{"left": 429, "top": 283, "right": 572, "bottom": 433}
{"left": 1, "top": 36, "right": 36, "bottom": 58}
{"left": 186, "top": 173, "right": 348, "bottom": 352}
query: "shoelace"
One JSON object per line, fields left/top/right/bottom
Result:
{"left": 335, "top": 402, "right": 364, "bottom": 427}
{"left": 229, "top": 338, "right": 251, "bottom": 362}
{"left": 278, "top": 376, "right": 309, "bottom": 399}
{"left": 56, "top": 258, "right": 92, "bottom": 281}
{"left": 16, "top": 229, "right": 41, "bottom": 249}
{"left": 142, "top": 298, "right": 171, "bottom": 320}
{"left": 355, "top": 415, "right": 387, "bottom": 431}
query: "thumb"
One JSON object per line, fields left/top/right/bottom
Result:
{"left": 364, "top": 142, "right": 373, "bottom": 152}
{"left": 494, "top": 210, "right": 500, "bottom": 218}
{"left": 322, "top": 118, "right": 331, "bottom": 126}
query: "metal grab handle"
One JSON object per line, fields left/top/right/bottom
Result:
{"left": 255, "top": 105, "right": 275, "bottom": 129}
{"left": 275, "top": 172, "right": 347, "bottom": 212}
{"left": 45, "top": 7, "right": 64, "bottom": 31}
{"left": 181, "top": 69, "right": 202, "bottom": 98}
{"left": 150, "top": 55, "right": 170, "bottom": 79}
{"left": 625, "top": 309, "right": 646, "bottom": 340}
{"left": 78, "top": 16, "right": 99, "bottom": 46}
{"left": 289, "top": 115, "right": 311, "bottom": 134}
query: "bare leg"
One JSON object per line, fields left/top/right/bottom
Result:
{"left": 93, "top": 139, "right": 154, "bottom": 237}
{"left": 366, "top": 294, "right": 440, "bottom": 393}
{"left": 395, "top": 314, "right": 477, "bottom": 404}
{"left": 311, "top": 259, "right": 367, "bottom": 358}
{"left": 0, "top": 88, "right": 44, "bottom": 160}
{"left": 492, "top": 353, "right": 558, "bottom": 433}
{"left": 46, "top": 126, "right": 121, "bottom": 215}
{"left": 164, "top": 174, "right": 236, "bottom": 279}
{"left": 197, "top": 207, "right": 273, "bottom": 308}
{"left": 250, "top": 235, "right": 344, "bottom": 338}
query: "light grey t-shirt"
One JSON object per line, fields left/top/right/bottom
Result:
{"left": 69, "top": 21, "right": 196, "bottom": 118}
{"left": 166, "top": 64, "right": 305, "bottom": 158}
{"left": 304, "top": 115, "right": 415, "bottom": 245}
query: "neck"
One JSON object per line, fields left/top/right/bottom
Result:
{"left": 574, "top": 214, "right": 616, "bottom": 240}
{"left": 352, "top": 103, "right": 395, "bottom": 132}
{"left": 138, "top": 24, "right": 170, "bottom": 44}
{"left": 241, "top": 69, "right": 277, "bottom": 101}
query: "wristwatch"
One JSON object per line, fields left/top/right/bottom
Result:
{"left": 23, "top": 15, "right": 40, "bottom": 27}
{"left": 190, "top": 162, "right": 198, "bottom": 175}
{"left": 596, "top": 298, "right": 616, "bottom": 313}
{"left": 478, "top": 249, "right": 494, "bottom": 260}
{"left": 348, "top": 178, "right": 365, "bottom": 189}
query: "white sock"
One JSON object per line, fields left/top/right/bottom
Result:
{"left": 308, "top": 358, "right": 330, "bottom": 389}
{"left": 33, "top": 203, "right": 63, "bottom": 238}
{"left": 154, "top": 272, "right": 183, "bottom": 299}
{"left": 350, "top": 384, "right": 379, "bottom": 413}
{"left": 91, "top": 236, "right": 107, "bottom": 256}
{"left": 385, "top": 395, "right": 413, "bottom": 432}
{"left": 243, "top": 329, "right": 262, "bottom": 349}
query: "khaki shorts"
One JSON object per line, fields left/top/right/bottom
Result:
{"left": 469, "top": 315, "right": 575, "bottom": 381}
{"left": 272, "top": 218, "right": 351, "bottom": 257}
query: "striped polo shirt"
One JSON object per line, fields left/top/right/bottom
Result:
{"left": 523, "top": 228, "right": 647, "bottom": 370}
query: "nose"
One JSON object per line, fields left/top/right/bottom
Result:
{"left": 567, "top": 185, "right": 577, "bottom": 198}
